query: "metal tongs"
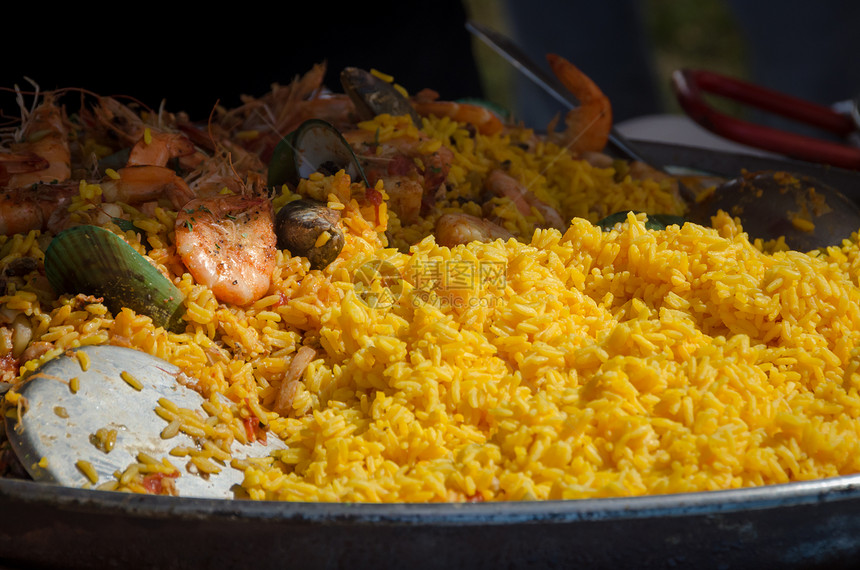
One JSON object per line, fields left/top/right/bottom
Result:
{"left": 672, "top": 69, "right": 860, "bottom": 170}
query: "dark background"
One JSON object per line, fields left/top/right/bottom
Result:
{"left": 2, "top": 2, "right": 485, "bottom": 122}
{"left": 5, "top": 1, "right": 860, "bottom": 138}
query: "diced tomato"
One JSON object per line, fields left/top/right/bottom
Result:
{"left": 142, "top": 471, "right": 179, "bottom": 495}
{"left": 242, "top": 416, "right": 257, "bottom": 443}
{"left": 366, "top": 186, "right": 383, "bottom": 206}
{"left": 365, "top": 186, "right": 384, "bottom": 223}
{"left": 242, "top": 414, "right": 268, "bottom": 445}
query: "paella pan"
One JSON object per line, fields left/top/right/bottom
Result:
{"left": 2, "top": 52, "right": 860, "bottom": 568}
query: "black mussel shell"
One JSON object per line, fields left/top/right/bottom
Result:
{"left": 275, "top": 199, "right": 345, "bottom": 270}
{"left": 268, "top": 119, "right": 369, "bottom": 189}
{"left": 340, "top": 67, "right": 422, "bottom": 124}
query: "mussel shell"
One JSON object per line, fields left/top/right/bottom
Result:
{"left": 340, "top": 67, "right": 422, "bottom": 124}
{"left": 267, "top": 119, "right": 369, "bottom": 189}
{"left": 275, "top": 199, "right": 345, "bottom": 270}
{"left": 44, "top": 225, "right": 186, "bottom": 333}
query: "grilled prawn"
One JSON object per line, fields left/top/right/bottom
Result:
{"left": 174, "top": 194, "right": 277, "bottom": 306}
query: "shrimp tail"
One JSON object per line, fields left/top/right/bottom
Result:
{"left": 546, "top": 53, "right": 612, "bottom": 154}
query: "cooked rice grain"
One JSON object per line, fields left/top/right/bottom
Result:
{"left": 3, "top": 110, "right": 860, "bottom": 503}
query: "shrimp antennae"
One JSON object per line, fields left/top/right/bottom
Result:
{"left": 203, "top": 99, "right": 250, "bottom": 196}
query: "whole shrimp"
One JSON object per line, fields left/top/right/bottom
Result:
{"left": 0, "top": 183, "right": 78, "bottom": 236}
{"left": 0, "top": 92, "right": 72, "bottom": 188}
{"left": 80, "top": 94, "right": 149, "bottom": 147}
{"left": 339, "top": 66, "right": 505, "bottom": 136}
{"left": 546, "top": 54, "right": 612, "bottom": 154}
{"left": 0, "top": 91, "right": 75, "bottom": 236}
{"left": 99, "top": 127, "right": 199, "bottom": 209}
{"left": 484, "top": 168, "right": 566, "bottom": 231}
{"left": 411, "top": 88, "right": 505, "bottom": 136}
{"left": 435, "top": 212, "right": 513, "bottom": 247}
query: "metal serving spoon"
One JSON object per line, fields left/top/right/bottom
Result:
{"left": 3, "top": 344, "right": 283, "bottom": 499}
{"left": 687, "top": 170, "right": 860, "bottom": 251}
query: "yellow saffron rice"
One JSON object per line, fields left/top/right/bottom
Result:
{"left": 76, "top": 459, "right": 99, "bottom": 485}
{"left": 2, "top": 110, "right": 860, "bottom": 503}
{"left": 120, "top": 370, "right": 143, "bottom": 391}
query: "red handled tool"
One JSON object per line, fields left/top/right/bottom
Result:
{"left": 672, "top": 69, "right": 860, "bottom": 170}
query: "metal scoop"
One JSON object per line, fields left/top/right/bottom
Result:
{"left": 687, "top": 170, "right": 860, "bottom": 251}
{"left": 3, "top": 345, "right": 284, "bottom": 499}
